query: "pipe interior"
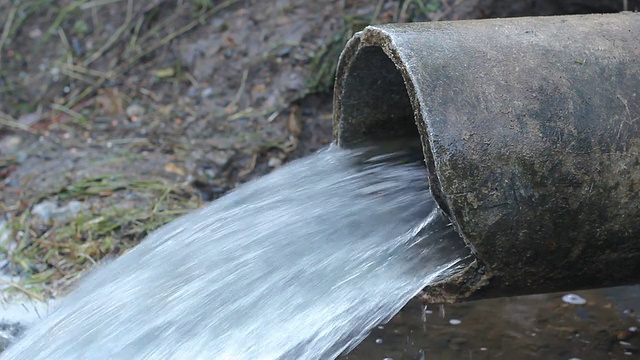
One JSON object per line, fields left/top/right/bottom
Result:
{"left": 337, "top": 45, "right": 453, "bottom": 216}
{"left": 336, "top": 44, "right": 478, "bottom": 290}
{"left": 338, "top": 46, "right": 419, "bottom": 148}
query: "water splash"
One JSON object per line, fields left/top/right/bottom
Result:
{"left": 2, "top": 146, "right": 469, "bottom": 359}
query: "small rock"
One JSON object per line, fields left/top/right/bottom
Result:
{"left": 18, "top": 112, "right": 41, "bottom": 127}
{"left": 375, "top": 338, "right": 383, "bottom": 344}
{"left": 562, "top": 294, "right": 586, "bottom": 305}
{"left": 449, "top": 319, "right": 462, "bottom": 325}
{"left": 268, "top": 157, "right": 282, "bottom": 168}
{"left": 201, "top": 87, "right": 214, "bottom": 98}
{"left": 210, "top": 151, "right": 233, "bottom": 167}
{"left": 32, "top": 200, "right": 83, "bottom": 223}
{"left": 276, "top": 46, "right": 291, "bottom": 57}
{"left": 0, "top": 136, "right": 22, "bottom": 154}
{"left": 28, "top": 28, "right": 43, "bottom": 39}
{"left": 125, "top": 104, "right": 146, "bottom": 119}
{"left": 618, "top": 329, "right": 636, "bottom": 341}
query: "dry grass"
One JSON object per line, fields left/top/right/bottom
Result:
{"left": 4, "top": 174, "right": 200, "bottom": 298}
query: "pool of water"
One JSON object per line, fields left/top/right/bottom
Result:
{"left": 345, "top": 286, "right": 640, "bottom": 360}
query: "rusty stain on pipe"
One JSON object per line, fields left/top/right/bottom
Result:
{"left": 332, "top": 13, "right": 640, "bottom": 301}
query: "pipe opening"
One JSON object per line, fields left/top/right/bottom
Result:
{"left": 335, "top": 41, "right": 486, "bottom": 302}
{"left": 335, "top": 42, "right": 452, "bottom": 218}
{"left": 337, "top": 46, "right": 419, "bottom": 149}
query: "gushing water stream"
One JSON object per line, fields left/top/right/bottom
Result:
{"left": 2, "top": 146, "right": 469, "bottom": 359}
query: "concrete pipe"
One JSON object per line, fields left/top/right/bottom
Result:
{"left": 332, "top": 13, "right": 640, "bottom": 302}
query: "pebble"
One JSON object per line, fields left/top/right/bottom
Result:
{"left": 210, "top": 151, "right": 233, "bottom": 167}
{"left": 375, "top": 338, "right": 383, "bottom": 344}
{"left": 0, "top": 136, "right": 22, "bottom": 154}
{"left": 201, "top": 87, "right": 214, "bottom": 98}
{"left": 32, "top": 200, "right": 83, "bottom": 223}
{"left": 268, "top": 157, "right": 282, "bottom": 168}
{"left": 28, "top": 28, "right": 43, "bottom": 39}
{"left": 18, "top": 112, "right": 41, "bottom": 127}
{"left": 125, "top": 104, "right": 146, "bottom": 119}
{"left": 449, "top": 319, "right": 461, "bottom": 325}
{"left": 618, "top": 329, "right": 635, "bottom": 341}
{"left": 562, "top": 293, "right": 587, "bottom": 305}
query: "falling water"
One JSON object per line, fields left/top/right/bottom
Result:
{"left": 2, "top": 145, "right": 469, "bottom": 360}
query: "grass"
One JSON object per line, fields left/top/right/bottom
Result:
{"left": 307, "top": 16, "right": 368, "bottom": 94}
{"left": 306, "top": 0, "right": 449, "bottom": 94}
{"left": 0, "top": 0, "right": 241, "bottom": 124}
{"left": 5, "top": 174, "right": 201, "bottom": 298}
{"left": 0, "top": 0, "right": 452, "bottom": 301}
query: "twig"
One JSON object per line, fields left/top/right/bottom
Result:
{"left": 226, "top": 68, "right": 249, "bottom": 111}
{"left": 128, "top": 1, "right": 181, "bottom": 49}
{"left": 0, "top": 279, "right": 45, "bottom": 302}
{"left": 64, "top": 78, "right": 106, "bottom": 110}
{"left": 80, "top": 0, "right": 125, "bottom": 10}
{"left": 0, "top": 3, "right": 17, "bottom": 62}
{"left": 431, "top": 0, "right": 464, "bottom": 22}
{"left": 78, "top": 253, "right": 97, "bottom": 266}
{"left": 128, "top": 15, "right": 145, "bottom": 49}
{"left": 50, "top": 103, "right": 85, "bottom": 121}
{"left": 45, "top": 2, "right": 84, "bottom": 40}
{"left": 61, "top": 62, "right": 113, "bottom": 79}
{"left": 57, "top": 27, "right": 74, "bottom": 65}
{"left": 115, "top": 0, "right": 240, "bottom": 73}
{"left": 60, "top": 68, "right": 96, "bottom": 85}
{"left": 239, "top": 152, "right": 259, "bottom": 177}
{"left": 83, "top": 0, "right": 134, "bottom": 66}
{"left": 0, "top": 111, "right": 35, "bottom": 132}
{"left": 371, "top": 0, "right": 386, "bottom": 24}
{"left": 68, "top": 0, "right": 239, "bottom": 110}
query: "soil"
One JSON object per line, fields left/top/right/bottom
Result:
{"left": 1, "top": 0, "right": 639, "bottom": 357}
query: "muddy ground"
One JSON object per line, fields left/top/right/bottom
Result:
{"left": 1, "top": 0, "right": 639, "bottom": 357}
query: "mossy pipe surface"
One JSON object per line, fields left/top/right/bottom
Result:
{"left": 333, "top": 13, "right": 640, "bottom": 301}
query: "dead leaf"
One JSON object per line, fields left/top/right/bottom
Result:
{"left": 287, "top": 104, "right": 302, "bottom": 137}
{"left": 95, "top": 88, "right": 125, "bottom": 116}
{"left": 164, "top": 162, "right": 186, "bottom": 177}
{"left": 154, "top": 67, "right": 175, "bottom": 78}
